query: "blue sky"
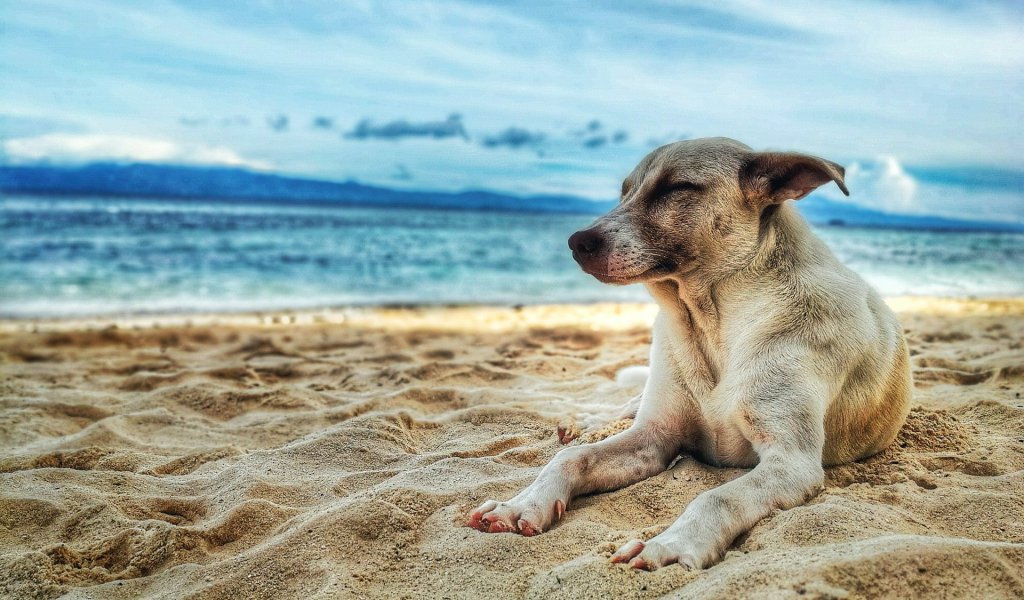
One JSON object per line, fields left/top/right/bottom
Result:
{"left": 1, "top": 0, "right": 1022, "bottom": 222}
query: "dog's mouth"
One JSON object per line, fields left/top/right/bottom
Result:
{"left": 584, "top": 261, "right": 677, "bottom": 285}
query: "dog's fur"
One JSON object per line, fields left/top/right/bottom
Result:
{"left": 468, "top": 137, "right": 912, "bottom": 570}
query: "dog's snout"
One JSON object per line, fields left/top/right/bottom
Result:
{"left": 569, "top": 229, "right": 604, "bottom": 256}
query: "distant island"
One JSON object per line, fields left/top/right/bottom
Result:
{"left": 1, "top": 162, "right": 1019, "bottom": 232}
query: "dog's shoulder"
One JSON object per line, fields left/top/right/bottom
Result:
{"left": 727, "top": 214, "right": 894, "bottom": 362}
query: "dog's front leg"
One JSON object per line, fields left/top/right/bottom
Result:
{"left": 469, "top": 417, "right": 680, "bottom": 536}
{"left": 612, "top": 378, "right": 827, "bottom": 570}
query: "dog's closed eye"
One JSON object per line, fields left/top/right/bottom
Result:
{"left": 648, "top": 180, "right": 704, "bottom": 206}
{"left": 662, "top": 181, "right": 703, "bottom": 194}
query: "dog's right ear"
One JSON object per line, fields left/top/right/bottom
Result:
{"left": 740, "top": 152, "right": 849, "bottom": 206}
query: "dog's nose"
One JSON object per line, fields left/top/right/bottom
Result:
{"left": 568, "top": 229, "right": 604, "bottom": 256}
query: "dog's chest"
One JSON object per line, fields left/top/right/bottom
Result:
{"left": 661, "top": 313, "right": 721, "bottom": 397}
{"left": 661, "top": 320, "right": 760, "bottom": 467}
{"left": 691, "top": 398, "right": 759, "bottom": 467}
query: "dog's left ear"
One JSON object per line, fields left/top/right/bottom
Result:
{"left": 740, "top": 152, "right": 849, "bottom": 205}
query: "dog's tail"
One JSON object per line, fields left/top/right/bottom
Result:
{"left": 615, "top": 365, "right": 649, "bottom": 389}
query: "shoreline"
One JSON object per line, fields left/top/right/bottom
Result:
{"left": 2, "top": 296, "right": 1023, "bottom": 334}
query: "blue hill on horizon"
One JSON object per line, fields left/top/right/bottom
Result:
{"left": 0, "top": 162, "right": 1019, "bottom": 232}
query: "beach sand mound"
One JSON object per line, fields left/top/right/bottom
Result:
{"left": 1, "top": 302, "right": 1022, "bottom": 599}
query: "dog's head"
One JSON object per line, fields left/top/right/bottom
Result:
{"left": 568, "top": 137, "right": 848, "bottom": 284}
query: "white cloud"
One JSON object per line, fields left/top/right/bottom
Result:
{"left": 841, "top": 156, "right": 919, "bottom": 214}
{"left": 823, "top": 155, "right": 1021, "bottom": 224}
{"left": 2, "top": 133, "right": 271, "bottom": 170}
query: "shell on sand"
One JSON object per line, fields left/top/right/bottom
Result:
{"left": 1, "top": 300, "right": 1023, "bottom": 599}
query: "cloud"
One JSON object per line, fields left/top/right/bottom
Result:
{"left": 842, "top": 156, "right": 918, "bottom": 214}
{"left": 569, "top": 119, "right": 603, "bottom": 138}
{"left": 346, "top": 114, "right": 468, "bottom": 141}
{"left": 2, "top": 133, "right": 271, "bottom": 170}
{"left": 820, "top": 155, "right": 1021, "bottom": 223}
{"left": 178, "top": 116, "right": 208, "bottom": 127}
{"left": 580, "top": 130, "right": 628, "bottom": 149}
{"left": 570, "top": 120, "right": 629, "bottom": 149}
{"left": 481, "top": 127, "right": 545, "bottom": 150}
{"left": 266, "top": 114, "right": 289, "bottom": 132}
{"left": 311, "top": 116, "right": 334, "bottom": 130}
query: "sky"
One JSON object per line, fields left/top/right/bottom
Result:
{"left": 1, "top": 0, "right": 1022, "bottom": 223}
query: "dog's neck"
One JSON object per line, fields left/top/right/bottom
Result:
{"left": 744, "top": 201, "right": 816, "bottom": 282}
{"left": 645, "top": 202, "right": 811, "bottom": 350}
{"left": 647, "top": 277, "right": 718, "bottom": 334}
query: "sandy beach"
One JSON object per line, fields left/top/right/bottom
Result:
{"left": 1, "top": 299, "right": 1022, "bottom": 599}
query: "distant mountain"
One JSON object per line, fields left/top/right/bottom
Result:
{"left": 0, "top": 162, "right": 608, "bottom": 215}
{"left": 1, "top": 162, "right": 1018, "bottom": 231}
{"left": 794, "top": 196, "right": 1018, "bottom": 231}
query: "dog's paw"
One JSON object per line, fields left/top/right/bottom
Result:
{"left": 610, "top": 537, "right": 701, "bottom": 571}
{"left": 556, "top": 421, "right": 582, "bottom": 444}
{"left": 467, "top": 498, "right": 565, "bottom": 536}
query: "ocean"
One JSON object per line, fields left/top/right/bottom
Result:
{"left": 2, "top": 195, "right": 1022, "bottom": 318}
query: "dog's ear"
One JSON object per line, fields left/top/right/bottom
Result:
{"left": 740, "top": 152, "right": 849, "bottom": 205}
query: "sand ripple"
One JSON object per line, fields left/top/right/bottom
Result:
{"left": 1, "top": 302, "right": 1022, "bottom": 599}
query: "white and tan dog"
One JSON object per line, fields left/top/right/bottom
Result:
{"left": 468, "top": 137, "right": 912, "bottom": 570}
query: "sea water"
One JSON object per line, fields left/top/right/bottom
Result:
{"left": 2, "top": 195, "right": 1022, "bottom": 317}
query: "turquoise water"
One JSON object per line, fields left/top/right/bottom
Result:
{"left": 1, "top": 195, "right": 1022, "bottom": 317}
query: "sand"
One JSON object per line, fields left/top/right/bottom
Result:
{"left": 1, "top": 299, "right": 1022, "bottom": 599}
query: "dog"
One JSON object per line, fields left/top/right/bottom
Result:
{"left": 467, "top": 137, "right": 912, "bottom": 570}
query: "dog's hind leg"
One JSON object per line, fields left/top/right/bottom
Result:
{"left": 469, "top": 416, "right": 679, "bottom": 536}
